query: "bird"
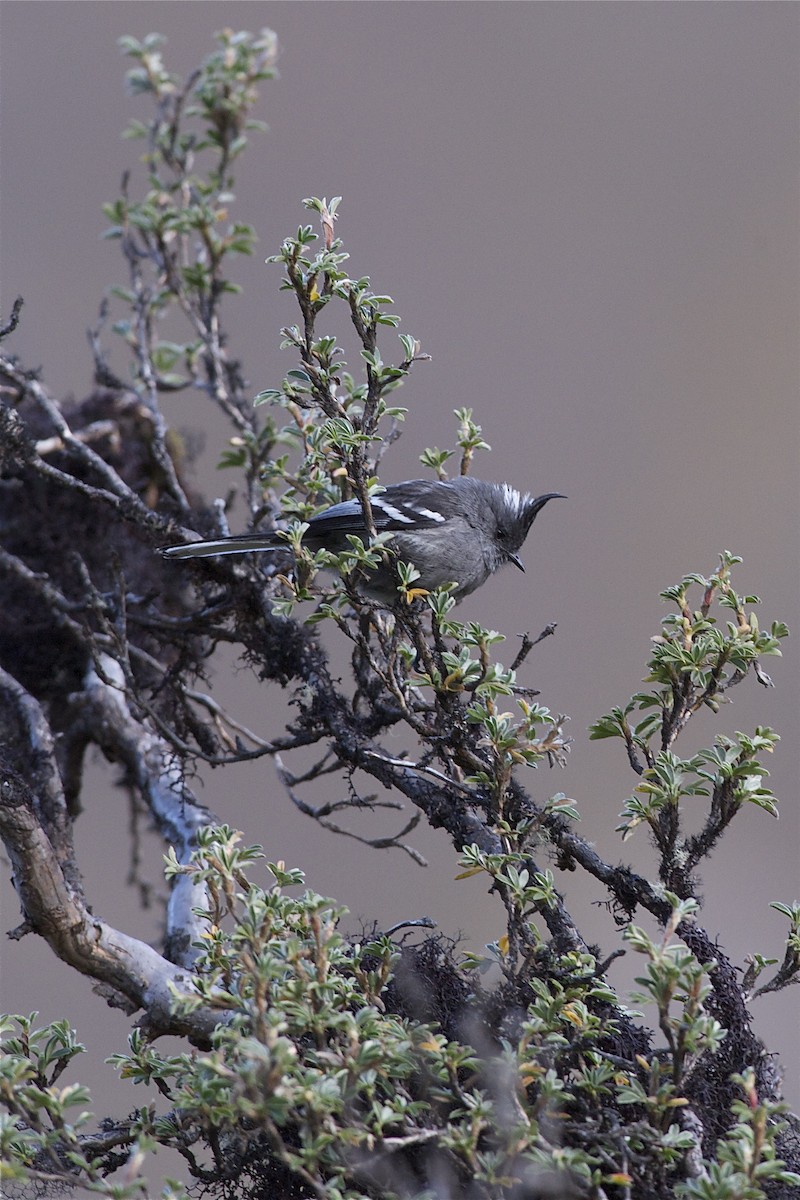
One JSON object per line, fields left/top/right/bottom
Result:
{"left": 162, "top": 477, "right": 565, "bottom": 604}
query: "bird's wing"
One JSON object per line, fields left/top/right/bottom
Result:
{"left": 308, "top": 482, "right": 455, "bottom": 537}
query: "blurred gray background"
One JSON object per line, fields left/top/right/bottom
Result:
{"left": 2, "top": 0, "right": 798, "bottom": 1148}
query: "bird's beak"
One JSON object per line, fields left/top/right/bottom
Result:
{"left": 509, "top": 553, "right": 526, "bottom": 573}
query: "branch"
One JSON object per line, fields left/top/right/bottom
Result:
{"left": 76, "top": 654, "right": 216, "bottom": 965}
{"left": 275, "top": 753, "right": 428, "bottom": 865}
{"left": 1, "top": 360, "right": 154, "bottom": 514}
{"left": 0, "top": 665, "right": 79, "bottom": 887}
{"left": 0, "top": 758, "right": 219, "bottom": 1041}
{"left": 343, "top": 747, "right": 586, "bottom": 955}
{"left": 0, "top": 296, "right": 24, "bottom": 340}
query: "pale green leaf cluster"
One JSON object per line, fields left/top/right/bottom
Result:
{"left": 7, "top": 847, "right": 796, "bottom": 1199}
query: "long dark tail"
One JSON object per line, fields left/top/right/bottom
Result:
{"left": 162, "top": 534, "right": 281, "bottom": 560}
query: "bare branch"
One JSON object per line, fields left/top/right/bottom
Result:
{"left": 0, "top": 296, "right": 24, "bottom": 340}
{"left": 0, "top": 750, "right": 219, "bottom": 1040}
{"left": 77, "top": 654, "right": 215, "bottom": 965}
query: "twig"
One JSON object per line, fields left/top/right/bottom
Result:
{"left": 362, "top": 749, "right": 478, "bottom": 797}
{"left": 384, "top": 917, "right": 436, "bottom": 936}
{"left": 275, "top": 754, "right": 428, "bottom": 865}
{"left": 511, "top": 623, "right": 557, "bottom": 670}
{"left": 0, "top": 296, "right": 24, "bottom": 340}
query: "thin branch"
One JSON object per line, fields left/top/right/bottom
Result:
{"left": 384, "top": 917, "right": 436, "bottom": 936}
{"left": 511, "top": 623, "right": 557, "bottom": 671}
{"left": 275, "top": 754, "right": 428, "bottom": 865}
{"left": 1, "top": 359, "right": 158, "bottom": 516}
{"left": 362, "top": 749, "right": 478, "bottom": 797}
{"left": 0, "top": 296, "right": 24, "bottom": 340}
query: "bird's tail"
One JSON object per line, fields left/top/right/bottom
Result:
{"left": 162, "top": 534, "right": 282, "bottom": 560}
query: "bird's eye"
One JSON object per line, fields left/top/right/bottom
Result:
{"left": 496, "top": 527, "right": 507, "bottom": 541}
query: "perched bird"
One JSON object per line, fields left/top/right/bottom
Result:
{"left": 163, "top": 477, "right": 565, "bottom": 604}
